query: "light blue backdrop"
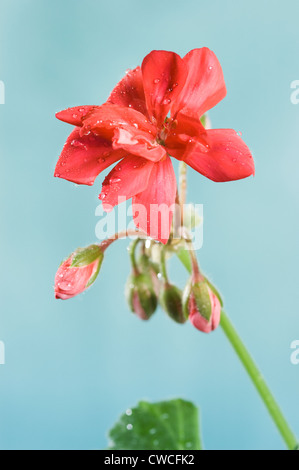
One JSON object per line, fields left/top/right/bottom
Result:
{"left": 0, "top": 0, "right": 298, "bottom": 450}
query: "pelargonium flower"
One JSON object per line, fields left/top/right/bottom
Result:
{"left": 55, "top": 48, "right": 254, "bottom": 243}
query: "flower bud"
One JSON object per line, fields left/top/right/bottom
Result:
{"left": 183, "top": 279, "right": 221, "bottom": 333}
{"left": 55, "top": 245, "right": 103, "bottom": 300}
{"left": 159, "top": 283, "right": 186, "bottom": 324}
{"left": 126, "top": 272, "right": 158, "bottom": 320}
{"left": 137, "top": 254, "right": 161, "bottom": 296}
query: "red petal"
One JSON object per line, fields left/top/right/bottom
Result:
{"left": 56, "top": 106, "right": 98, "bottom": 126}
{"left": 141, "top": 51, "right": 187, "bottom": 126}
{"left": 81, "top": 103, "right": 156, "bottom": 140}
{"left": 184, "top": 129, "right": 255, "bottom": 182}
{"left": 54, "top": 128, "right": 125, "bottom": 186}
{"left": 99, "top": 155, "right": 154, "bottom": 210}
{"left": 107, "top": 67, "right": 148, "bottom": 117}
{"left": 165, "top": 111, "right": 207, "bottom": 160}
{"left": 172, "top": 48, "right": 227, "bottom": 118}
{"left": 132, "top": 156, "right": 176, "bottom": 244}
{"left": 112, "top": 127, "right": 167, "bottom": 162}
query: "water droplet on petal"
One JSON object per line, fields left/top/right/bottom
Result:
{"left": 163, "top": 98, "right": 171, "bottom": 105}
{"left": 154, "top": 79, "right": 160, "bottom": 84}
{"left": 110, "top": 177, "right": 121, "bottom": 184}
{"left": 208, "top": 66, "right": 213, "bottom": 70}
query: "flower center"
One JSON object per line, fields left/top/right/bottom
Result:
{"left": 156, "top": 117, "right": 173, "bottom": 146}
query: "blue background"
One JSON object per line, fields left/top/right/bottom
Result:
{"left": 0, "top": 0, "right": 298, "bottom": 450}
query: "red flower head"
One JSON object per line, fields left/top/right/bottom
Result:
{"left": 55, "top": 48, "right": 255, "bottom": 243}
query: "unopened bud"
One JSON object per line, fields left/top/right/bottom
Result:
{"left": 183, "top": 278, "right": 221, "bottom": 333}
{"left": 159, "top": 283, "right": 186, "bottom": 324}
{"left": 126, "top": 272, "right": 158, "bottom": 321}
{"left": 55, "top": 245, "right": 103, "bottom": 300}
{"left": 138, "top": 254, "right": 160, "bottom": 296}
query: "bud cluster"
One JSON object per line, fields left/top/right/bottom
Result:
{"left": 54, "top": 235, "right": 223, "bottom": 334}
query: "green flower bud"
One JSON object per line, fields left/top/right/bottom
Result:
{"left": 126, "top": 272, "right": 158, "bottom": 321}
{"left": 159, "top": 283, "right": 186, "bottom": 324}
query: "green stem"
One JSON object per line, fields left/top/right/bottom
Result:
{"left": 220, "top": 311, "right": 298, "bottom": 450}
{"left": 128, "top": 238, "right": 141, "bottom": 273}
{"left": 177, "top": 248, "right": 298, "bottom": 450}
{"left": 160, "top": 248, "right": 169, "bottom": 283}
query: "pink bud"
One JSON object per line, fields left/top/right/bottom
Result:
{"left": 188, "top": 286, "right": 221, "bottom": 333}
{"left": 55, "top": 247, "right": 103, "bottom": 300}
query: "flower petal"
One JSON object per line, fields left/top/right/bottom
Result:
{"left": 184, "top": 129, "right": 255, "bottom": 182}
{"left": 172, "top": 48, "right": 227, "bottom": 118}
{"left": 56, "top": 106, "right": 98, "bottom": 126}
{"left": 165, "top": 111, "right": 207, "bottom": 160}
{"left": 54, "top": 128, "right": 125, "bottom": 185}
{"left": 81, "top": 103, "right": 156, "bottom": 140}
{"left": 141, "top": 50, "right": 187, "bottom": 126}
{"left": 99, "top": 155, "right": 154, "bottom": 211}
{"left": 107, "top": 67, "right": 148, "bottom": 116}
{"left": 112, "top": 127, "right": 167, "bottom": 162}
{"left": 132, "top": 156, "right": 176, "bottom": 244}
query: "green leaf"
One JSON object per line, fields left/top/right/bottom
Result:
{"left": 71, "top": 245, "right": 103, "bottom": 268}
{"left": 108, "top": 399, "right": 202, "bottom": 451}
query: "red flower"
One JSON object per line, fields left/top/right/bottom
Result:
{"left": 55, "top": 48, "right": 255, "bottom": 243}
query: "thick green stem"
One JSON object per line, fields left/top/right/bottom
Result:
{"left": 220, "top": 311, "right": 298, "bottom": 450}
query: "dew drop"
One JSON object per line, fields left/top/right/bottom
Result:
{"left": 72, "top": 113, "right": 78, "bottom": 119}
{"left": 163, "top": 98, "right": 171, "bottom": 105}
{"left": 232, "top": 158, "right": 237, "bottom": 163}
{"left": 110, "top": 177, "right": 121, "bottom": 184}
{"left": 71, "top": 140, "right": 87, "bottom": 150}
{"left": 133, "top": 123, "right": 138, "bottom": 129}
{"left": 208, "top": 65, "right": 213, "bottom": 70}
{"left": 127, "top": 424, "right": 133, "bottom": 431}
{"left": 149, "top": 428, "right": 156, "bottom": 435}
{"left": 237, "top": 131, "right": 242, "bottom": 137}
{"left": 154, "top": 78, "right": 160, "bottom": 84}
{"left": 157, "top": 273, "right": 162, "bottom": 280}
{"left": 153, "top": 440, "right": 159, "bottom": 446}
{"left": 126, "top": 409, "right": 133, "bottom": 416}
